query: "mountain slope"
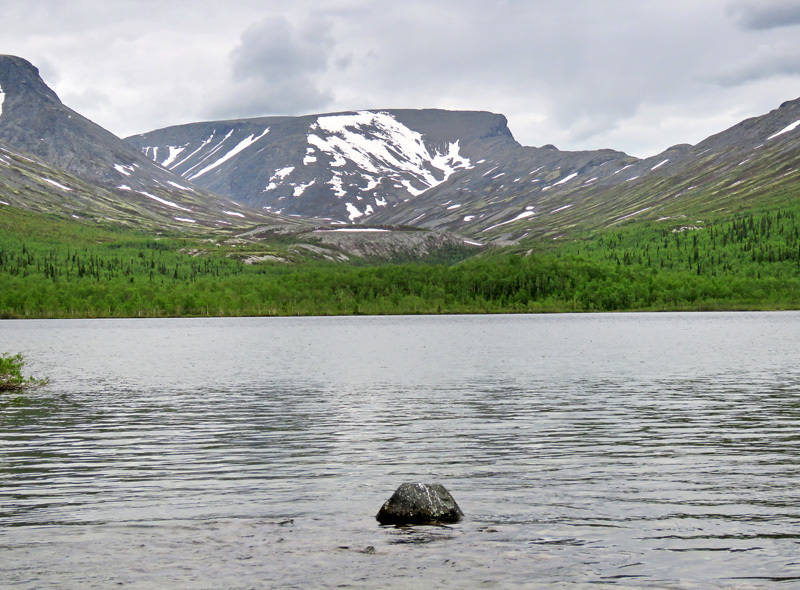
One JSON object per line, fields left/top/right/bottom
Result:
{"left": 0, "top": 55, "right": 299, "bottom": 231}
{"left": 6, "top": 52, "right": 798, "bottom": 245}
{"left": 0, "top": 138, "right": 309, "bottom": 233}
{"left": 126, "top": 109, "right": 525, "bottom": 223}
{"left": 445, "top": 96, "right": 800, "bottom": 242}
{"left": 129, "top": 98, "right": 800, "bottom": 243}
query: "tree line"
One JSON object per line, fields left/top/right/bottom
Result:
{"left": 2, "top": 206, "right": 800, "bottom": 318}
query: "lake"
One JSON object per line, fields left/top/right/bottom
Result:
{"left": 1, "top": 313, "right": 799, "bottom": 589}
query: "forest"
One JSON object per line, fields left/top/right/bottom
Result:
{"left": 2, "top": 203, "right": 800, "bottom": 318}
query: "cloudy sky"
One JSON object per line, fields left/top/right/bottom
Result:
{"left": 2, "top": 0, "right": 800, "bottom": 157}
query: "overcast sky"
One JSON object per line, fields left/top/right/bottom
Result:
{"left": 2, "top": 0, "right": 800, "bottom": 158}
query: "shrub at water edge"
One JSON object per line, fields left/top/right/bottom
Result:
{"left": 0, "top": 353, "right": 49, "bottom": 391}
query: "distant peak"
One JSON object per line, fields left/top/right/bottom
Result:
{"left": 779, "top": 97, "right": 800, "bottom": 110}
{"left": 0, "top": 54, "right": 36, "bottom": 68}
{"left": 0, "top": 55, "right": 61, "bottom": 104}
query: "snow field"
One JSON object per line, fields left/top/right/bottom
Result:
{"left": 307, "top": 111, "right": 472, "bottom": 219}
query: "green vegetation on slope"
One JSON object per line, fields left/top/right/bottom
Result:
{"left": 2, "top": 201, "right": 800, "bottom": 318}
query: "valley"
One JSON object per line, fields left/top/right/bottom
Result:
{"left": 2, "top": 54, "right": 800, "bottom": 317}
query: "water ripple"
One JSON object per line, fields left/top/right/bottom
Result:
{"left": 2, "top": 313, "right": 800, "bottom": 588}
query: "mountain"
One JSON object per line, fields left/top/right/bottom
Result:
{"left": 401, "top": 96, "right": 800, "bottom": 242}
{"left": 125, "top": 109, "right": 525, "bottom": 221}
{"left": 4, "top": 53, "right": 799, "bottom": 246}
{"left": 126, "top": 109, "right": 640, "bottom": 232}
{"left": 0, "top": 55, "right": 486, "bottom": 263}
{"left": 0, "top": 55, "right": 300, "bottom": 232}
{"left": 129, "top": 99, "right": 800, "bottom": 242}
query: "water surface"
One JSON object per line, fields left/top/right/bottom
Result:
{"left": 2, "top": 313, "right": 799, "bottom": 588}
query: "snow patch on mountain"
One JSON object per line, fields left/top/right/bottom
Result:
{"left": 137, "top": 190, "right": 192, "bottom": 212}
{"left": 768, "top": 120, "right": 800, "bottom": 140}
{"left": 187, "top": 128, "right": 269, "bottom": 181}
{"left": 273, "top": 166, "right": 295, "bottom": 180}
{"left": 167, "top": 180, "right": 192, "bottom": 191}
{"left": 651, "top": 159, "right": 669, "bottom": 171}
{"left": 344, "top": 202, "right": 376, "bottom": 220}
{"left": 616, "top": 207, "right": 652, "bottom": 221}
{"left": 42, "top": 178, "right": 72, "bottom": 191}
{"left": 362, "top": 176, "right": 380, "bottom": 192}
{"left": 553, "top": 172, "right": 578, "bottom": 187}
{"left": 0, "top": 85, "right": 5, "bottom": 119}
{"left": 317, "top": 228, "right": 391, "bottom": 233}
{"left": 264, "top": 166, "right": 295, "bottom": 192}
{"left": 346, "top": 202, "right": 364, "bottom": 220}
{"left": 166, "top": 134, "right": 216, "bottom": 170}
{"left": 306, "top": 111, "right": 472, "bottom": 214}
{"left": 293, "top": 179, "right": 315, "bottom": 197}
{"left": 180, "top": 130, "right": 234, "bottom": 178}
{"left": 482, "top": 210, "right": 536, "bottom": 233}
{"left": 161, "top": 145, "right": 187, "bottom": 168}
{"left": 613, "top": 164, "right": 635, "bottom": 175}
{"left": 114, "top": 163, "right": 135, "bottom": 176}
{"left": 328, "top": 174, "right": 346, "bottom": 197}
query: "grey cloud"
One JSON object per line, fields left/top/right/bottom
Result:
{"left": 713, "top": 48, "right": 800, "bottom": 86}
{"left": 231, "top": 15, "right": 328, "bottom": 82}
{"left": 332, "top": 1, "right": 710, "bottom": 146}
{"left": 62, "top": 87, "right": 112, "bottom": 111}
{"left": 208, "top": 15, "right": 335, "bottom": 119}
{"left": 5, "top": 0, "right": 800, "bottom": 156}
{"left": 727, "top": 1, "right": 800, "bottom": 30}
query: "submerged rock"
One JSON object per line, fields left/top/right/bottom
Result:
{"left": 376, "top": 483, "right": 464, "bottom": 525}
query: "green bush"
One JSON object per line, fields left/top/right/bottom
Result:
{"left": 0, "top": 353, "right": 49, "bottom": 391}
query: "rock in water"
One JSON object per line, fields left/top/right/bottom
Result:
{"left": 376, "top": 483, "right": 464, "bottom": 525}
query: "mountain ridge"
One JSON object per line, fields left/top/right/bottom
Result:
{"left": 0, "top": 54, "right": 304, "bottom": 232}
{"left": 125, "top": 108, "right": 522, "bottom": 223}
{"left": 0, "top": 55, "right": 488, "bottom": 263}
{"left": 2, "top": 53, "right": 799, "bottom": 247}
{"left": 126, "top": 93, "right": 800, "bottom": 242}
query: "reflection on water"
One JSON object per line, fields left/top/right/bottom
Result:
{"left": 1, "top": 313, "right": 800, "bottom": 589}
